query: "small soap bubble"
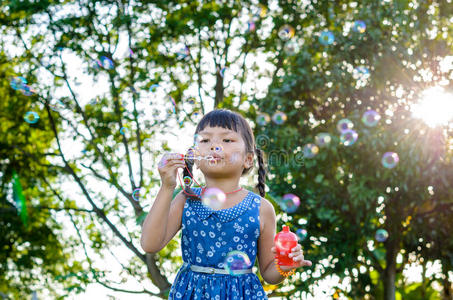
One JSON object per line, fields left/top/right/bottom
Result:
{"left": 315, "top": 133, "right": 331, "bottom": 147}
{"left": 362, "top": 110, "right": 381, "bottom": 127}
{"left": 296, "top": 228, "right": 308, "bottom": 241}
{"left": 353, "top": 66, "right": 370, "bottom": 80}
{"left": 24, "top": 111, "right": 39, "bottom": 124}
{"left": 99, "top": 56, "right": 114, "bottom": 69}
{"left": 21, "top": 85, "right": 36, "bottom": 96}
{"left": 183, "top": 176, "right": 192, "bottom": 186}
{"left": 375, "top": 229, "right": 389, "bottom": 242}
{"left": 158, "top": 153, "right": 169, "bottom": 168}
{"left": 340, "top": 129, "right": 358, "bottom": 146}
{"left": 353, "top": 20, "right": 366, "bottom": 33}
{"left": 132, "top": 188, "right": 140, "bottom": 201}
{"left": 278, "top": 25, "right": 295, "bottom": 41}
{"left": 187, "top": 98, "right": 196, "bottom": 105}
{"left": 193, "top": 134, "right": 203, "bottom": 147}
{"left": 382, "top": 152, "right": 399, "bottom": 169}
{"left": 284, "top": 40, "right": 300, "bottom": 56}
{"left": 337, "top": 119, "right": 354, "bottom": 133}
{"left": 319, "top": 30, "right": 335, "bottom": 45}
{"left": 49, "top": 99, "right": 65, "bottom": 112}
{"left": 214, "top": 145, "right": 224, "bottom": 153}
{"left": 176, "top": 46, "right": 190, "bottom": 60}
{"left": 247, "top": 21, "right": 256, "bottom": 32}
{"left": 224, "top": 251, "right": 252, "bottom": 276}
{"left": 202, "top": 187, "right": 226, "bottom": 210}
{"left": 120, "top": 127, "right": 128, "bottom": 135}
{"left": 10, "top": 76, "right": 27, "bottom": 90}
{"left": 303, "top": 144, "right": 319, "bottom": 158}
{"left": 272, "top": 111, "right": 287, "bottom": 125}
{"left": 219, "top": 67, "right": 226, "bottom": 78}
{"left": 280, "top": 193, "right": 300, "bottom": 213}
{"left": 149, "top": 84, "right": 159, "bottom": 92}
{"left": 256, "top": 113, "right": 270, "bottom": 126}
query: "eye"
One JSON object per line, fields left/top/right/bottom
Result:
{"left": 200, "top": 139, "right": 209, "bottom": 143}
{"left": 223, "top": 139, "right": 233, "bottom": 143}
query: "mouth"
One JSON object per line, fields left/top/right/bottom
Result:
{"left": 209, "top": 153, "right": 223, "bottom": 160}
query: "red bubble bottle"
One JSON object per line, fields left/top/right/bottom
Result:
{"left": 274, "top": 225, "right": 298, "bottom": 266}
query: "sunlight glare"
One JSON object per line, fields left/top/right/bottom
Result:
{"left": 411, "top": 87, "right": 453, "bottom": 127}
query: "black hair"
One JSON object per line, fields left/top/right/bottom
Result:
{"left": 183, "top": 109, "right": 267, "bottom": 199}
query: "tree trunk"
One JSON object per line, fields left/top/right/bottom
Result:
{"left": 442, "top": 259, "right": 452, "bottom": 300}
{"left": 145, "top": 253, "right": 171, "bottom": 297}
{"left": 214, "top": 71, "right": 224, "bottom": 108}
{"left": 383, "top": 237, "right": 398, "bottom": 300}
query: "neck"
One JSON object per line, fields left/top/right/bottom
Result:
{"left": 204, "top": 177, "right": 241, "bottom": 194}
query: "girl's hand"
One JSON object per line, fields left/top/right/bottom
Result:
{"left": 271, "top": 244, "right": 312, "bottom": 272}
{"left": 157, "top": 153, "right": 186, "bottom": 189}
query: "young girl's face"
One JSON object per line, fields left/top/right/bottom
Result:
{"left": 195, "top": 126, "right": 253, "bottom": 177}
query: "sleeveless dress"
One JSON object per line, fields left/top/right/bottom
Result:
{"left": 168, "top": 187, "right": 268, "bottom": 300}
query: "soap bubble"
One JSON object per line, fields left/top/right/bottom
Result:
{"left": 176, "top": 46, "right": 190, "bottom": 60}
{"left": 280, "top": 193, "right": 300, "bottom": 213}
{"left": 284, "top": 40, "right": 300, "bottom": 55}
{"left": 382, "top": 152, "right": 399, "bottom": 169}
{"left": 224, "top": 251, "right": 252, "bottom": 276}
{"left": 340, "top": 129, "right": 358, "bottom": 146}
{"left": 375, "top": 229, "right": 389, "bottom": 242}
{"left": 362, "top": 110, "right": 381, "bottom": 127}
{"left": 256, "top": 113, "right": 270, "bottom": 126}
{"left": 315, "top": 133, "right": 331, "bottom": 147}
{"left": 183, "top": 176, "right": 192, "bottom": 186}
{"left": 296, "top": 228, "right": 308, "bottom": 241}
{"left": 24, "top": 111, "right": 39, "bottom": 124}
{"left": 272, "top": 112, "right": 287, "bottom": 125}
{"left": 202, "top": 187, "right": 226, "bottom": 210}
{"left": 120, "top": 127, "right": 128, "bottom": 135}
{"left": 303, "top": 144, "right": 319, "bottom": 158}
{"left": 10, "top": 76, "right": 27, "bottom": 90}
{"left": 132, "top": 188, "right": 140, "bottom": 201}
{"left": 247, "top": 21, "right": 256, "bottom": 32}
{"left": 278, "top": 25, "right": 295, "bottom": 41}
{"left": 99, "top": 56, "right": 114, "bottom": 69}
{"left": 214, "top": 145, "right": 223, "bottom": 153}
{"left": 319, "top": 30, "right": 335, "bottom": 45}
{"left": 149, "top": 84, "right": 159, "bottom": 92}
{"left": 337, "top": 119, "right": 354, "bottom": 133}
{"left": 353, "top": 20, "right": 366, "bottom": 33}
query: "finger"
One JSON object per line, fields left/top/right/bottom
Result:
{"left": 302, "top": 260, "right": 312, "bottom": 267}
{"left": 291, "top": 244, "right": 301, "bottom": 252}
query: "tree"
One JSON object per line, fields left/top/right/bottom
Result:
{"left": 256, "top": 0, "right": 452, "bottom": 299}
{"left": 0, "top": 52, "right": 94, "bottom": 298}
{"left": 0, "top": 0, "right": 279, "bottom": 297}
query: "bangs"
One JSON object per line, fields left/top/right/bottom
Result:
{"left": 195, "top": 109, "right": 240, "bottom": 134}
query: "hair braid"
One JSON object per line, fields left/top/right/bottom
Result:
{"left": 182, "top": 156, "right": 200, "bottom": 200}
{"left": 255, "top": 148, "right": 266, "bottom": 197}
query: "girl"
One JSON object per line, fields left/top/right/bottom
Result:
{"left": 141, "top": 109, "right": 312, "bottom": 299}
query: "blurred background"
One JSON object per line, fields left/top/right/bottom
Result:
{"left": 0, "top": 0, "right": 452, "bottom": 299}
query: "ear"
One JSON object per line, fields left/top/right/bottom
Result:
{"left": 244, "top": 152, "right": 254, "bottom": 169}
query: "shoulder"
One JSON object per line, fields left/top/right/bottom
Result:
{"left": 259, "top": 197, "right": 276, "bottom": 219}
{"left": 254, "top": 195, "right": 276, "bottom": 232}
{"left": 172, "top": 189, "right": 188, "bottom": 209}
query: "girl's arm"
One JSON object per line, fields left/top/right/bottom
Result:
{"left": 257, "top": 198, "right": 286, "bottom": 284}
{"left": 140, "top": 153, "right": 187, "bottom": 253}
{"left": 257, "top": 198, "right": 312, "bottom": 284}
{"left": 140, "top": 187, "right": 186, "bottom": 253}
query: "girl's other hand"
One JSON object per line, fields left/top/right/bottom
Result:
{"left": 271, "top": 244, "right": 312, "bottom": 272}
{"left": 158, "top": 153, "right": 186, "bottom": 189}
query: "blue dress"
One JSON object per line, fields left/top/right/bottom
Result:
{"left": 168, "top": 187, "right": 268, "bottom": 300}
